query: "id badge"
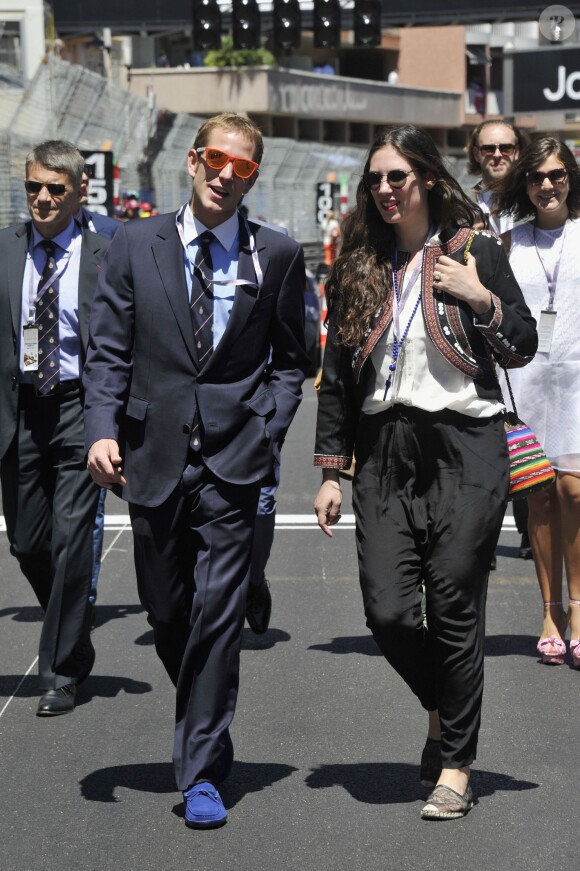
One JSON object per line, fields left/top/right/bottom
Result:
{"left": 22, "top": 325, "right": 39, "bottom": 371}
{"left": 537, "top": 309, "right": 557, "bottom": 354}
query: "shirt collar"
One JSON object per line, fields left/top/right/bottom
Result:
{"left": 31, "top": 218, "right": 78, "bottom": 253}
{"left": 182, "top": 204, "right": 239, "bottom": 252}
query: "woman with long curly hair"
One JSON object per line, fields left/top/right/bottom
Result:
{"left": 314, "top": 125, "right": 537, "bottom": 819}
{"left": 495, "top": 137, "right": 580, "bottom": 669}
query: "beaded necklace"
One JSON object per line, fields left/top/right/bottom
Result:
{"left": 383, "top": 246, "right": 424, "bottom": 399}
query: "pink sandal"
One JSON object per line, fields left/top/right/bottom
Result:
{"left": 537, "top": 601, "right": 566, "bottom": 665}
{"left": 569, "top": 600, "right": 580, "bottom": 669}
{"left": 537, "top": 636, "right": 566, "bottom": 665}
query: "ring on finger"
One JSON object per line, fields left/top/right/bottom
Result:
{"left": 433, "top": 271, "right": 442, "bottom": 282}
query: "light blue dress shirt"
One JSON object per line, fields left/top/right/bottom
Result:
{"left": 181, "top": 206, "right": 241, "bottom": 348}
{"left": 20, "top": 219, "right": 82, "bottom": 381}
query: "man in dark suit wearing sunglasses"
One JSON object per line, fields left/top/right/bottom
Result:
{"left": 84, "top": 113, "right": 308, "bottom": 829}
{"left": 0, "top": 140, "right": 108, "bottom": 715}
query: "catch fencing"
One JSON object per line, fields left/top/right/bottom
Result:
{"left": 0, "top": 58, "right": 474, "bottom": 249}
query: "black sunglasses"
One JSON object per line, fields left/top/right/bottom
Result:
{"left": 24, "top": 180, "right": 68, "bottom": 196}
{"left": 478, "top": 143, "right": 517, "bottom": 157}
{"left": 526, "top": 168, "right": 568, "bottom": 187}
{"left": 362, "top": 169, "right": 415, "bottom": 190}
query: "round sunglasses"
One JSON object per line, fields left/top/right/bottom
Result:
{"left": 526, "top": 168, "right": 568, "bottom": 187}
{"left": 196, "top": 147, "right": 259, "bottom": 180}
{"left": 362, "top": 169, "right": 415, "bottom": 191}
{"left": 24, "top": 180, "right": 68, "bottom": 196}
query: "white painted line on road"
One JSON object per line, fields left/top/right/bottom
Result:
{"left": 0, "top": 510, "right": 519, "bottom": 717}
{"left": 0, "top": 522, "right": 129, "bottom": 721}
{"left": 0, "top": 514, "right": 518, "bottom": 532}
{"left": 0, "top": 656, "right": 38, "bottom": 720}
{"left": 100, "top": 524, "right": 130, "bottom": 558}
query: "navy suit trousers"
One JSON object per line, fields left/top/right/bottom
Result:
{"left": 0, "top": 387, "right": 99, "bottom": 689}
{"left": 129, "top": 457, "right": 261, "bottom": 790}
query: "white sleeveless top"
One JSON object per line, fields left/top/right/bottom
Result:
{"left": 506, "top": 218, "right": 580, "bottom": 471}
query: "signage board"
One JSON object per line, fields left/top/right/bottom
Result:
{"left": 512, "top": 48, "right": 580, "bottom": 112}
{"left": 316, "top": 182, "right": 339, "bottom": 225}
{"left": 82, "top": 151, "right": 114, "bottom": 217}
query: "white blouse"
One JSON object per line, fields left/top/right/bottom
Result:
{"left": 362, "top": 260, "right": 504, "bottom": 418}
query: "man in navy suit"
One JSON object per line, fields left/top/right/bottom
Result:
{"left": 74, "top": 167, "right": 122, "bottom": 612}
{"left": 0, "top": 140, "right": 108, "bottom": 715}
{"left": 77, "top": 205, "right": 120, "bottom": 240}
{"left": 76, "top": 164, "right": 122, "bottom": 241}
{"left": 84, "top": 113, "right": 307, "bottom": 828}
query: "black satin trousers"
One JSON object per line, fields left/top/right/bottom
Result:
{"left": 353, "top": 405, "right": 508, "bottom": 768}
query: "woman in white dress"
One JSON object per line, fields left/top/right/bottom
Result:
{"left": 496, "top": 137, "right": 580, "bottom": 668}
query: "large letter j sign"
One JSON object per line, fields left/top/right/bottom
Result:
{"left": 544, "top": 65, "right": 580, "bottom": 101}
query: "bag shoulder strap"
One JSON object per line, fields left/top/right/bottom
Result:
{"left": 464, "top": 229, "right": 519, "bottom": 417}
{"left": 501, "top": 229, "right": 512, "bottom": 255}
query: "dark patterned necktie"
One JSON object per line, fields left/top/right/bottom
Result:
{"left": 189, "top": 231, "right": 215, "bottom": 450}
{"left": 190, "top": 230, "right": 215, "bottom": 367}
{"left": 34, "top": 240, "right": 60, "bottom": 394}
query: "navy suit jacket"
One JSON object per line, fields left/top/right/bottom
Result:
{"left": 83, "top": 212, "right": 308, "bottom": 507}
{"left": 0, "top": 221, "right": 109, "bottom": 460}
{"left": 78, "top": 207, "right": 121, "bottom": 240}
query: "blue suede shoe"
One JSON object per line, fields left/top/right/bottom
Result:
{"left": 183, "top": 782, "right": 227, "bottom": 829}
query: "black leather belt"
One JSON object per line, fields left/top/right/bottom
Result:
{"left": 19, "top": 379, "right": 82, "bottom": 398}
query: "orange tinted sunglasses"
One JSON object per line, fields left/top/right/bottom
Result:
{"left": 196, "top": 147, "right": 259, "bottom": 179}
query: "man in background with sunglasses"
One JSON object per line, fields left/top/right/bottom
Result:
{"left": 84, "top": 112, "right": 308, "bottom": 829}
{"left": 0, "top": 140, "right": 109, "bottom": 715}
{"left": 468, "top": 120, "right": 534, "bottom": 563}
{"left": 467, "top": 119, "right": 530, "bottom": 234}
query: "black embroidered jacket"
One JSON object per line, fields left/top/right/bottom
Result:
{"left": 314, "top": 226, "right": 538, "bottom": 470}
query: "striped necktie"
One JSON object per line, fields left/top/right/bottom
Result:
{"left": 189, "top": 231, "right": 215, "bottom": 451}
{"left": 34, "top": 240, "right": 60, "bottom": 394}
{"left": 190, "top": 230, "right": 215, "bottom": 366}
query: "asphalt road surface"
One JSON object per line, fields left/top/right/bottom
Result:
{"left": 0, "top": 377, "right": 576, "bottom": 870}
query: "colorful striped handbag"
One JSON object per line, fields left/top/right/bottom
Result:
{"left": 503, "top": 411, "right": 556, "bottom": 500}
{"left": 463, "top": 231, "right": 555, "bottom": 501}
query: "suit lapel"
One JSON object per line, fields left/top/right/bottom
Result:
{"left": 151, "top": 215, "right": 198, "bottom": 368}
{"left": 8, "top": 224, "right": 30, "bottom": 340}
{"left": 78, "top": 227, "right": 108, "bottom": 356}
